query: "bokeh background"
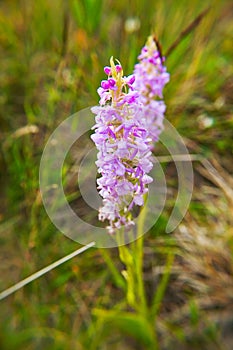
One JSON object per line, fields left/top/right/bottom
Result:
{"left": 0, "top": 0, "right": 232, "bottom": 349}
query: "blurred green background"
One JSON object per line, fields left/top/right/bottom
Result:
{"left": 0, "top": 0, "right": 233, "bottom": 349}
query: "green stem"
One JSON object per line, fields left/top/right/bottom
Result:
{"left": 100, "top": 248, "right": 126, "bottom": 290}
{"left": 150, "top": 253, "right": 174, "bottom": 321}
{"left": 117, "top": 205, "right": 160, "bottom": 349}
{"left": 133, "top": 205, "right": 148, "bottom": 316}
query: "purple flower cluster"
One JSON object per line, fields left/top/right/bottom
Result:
{"left": 91, "top": 36, "right": 169, "bottom": 233}
{"left": 97, "top": 58, "right": 139, "bottom": 107}
{"left": 91, "top": 58, "right": 153, "bottom": 233}
{"left": 133, "top": 36, "right": 170, "bottom": 143}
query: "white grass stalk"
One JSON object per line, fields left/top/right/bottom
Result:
{"left": 0, "top": 241, "right": 95, "bottom": 301}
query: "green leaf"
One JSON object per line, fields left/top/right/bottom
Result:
{"left": 189, "top": 300, "right": 199, "bottom": 327}
{"left": 52, "top": 270, "right": 73, "bottom": 288}
{"left": 93, "top": 309, "right": 156, "bottom": 347}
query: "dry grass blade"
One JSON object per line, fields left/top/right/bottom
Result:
{"left": 154, "top": 152, "right": 233, "bottom": 348}
{"left": 165, "top": 6, "right": 210, "bottom": 57}
{"left": 61, "top": 2, "right": 70, "bottom": 58}
{"left": 197, "top": 158, "right": 233, "bottom": 208}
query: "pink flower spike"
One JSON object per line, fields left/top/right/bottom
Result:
{"left": 91, "top": 56, "right": 155, "bottom": 234}
{"left": 133, "top": 35, "right": 170, "bottom": 144}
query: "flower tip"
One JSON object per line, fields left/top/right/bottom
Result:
{"left": 108, "top": 78, "right": 116, "bottom": 87}
{"left": 101, "top": 80, "right": 110, "bottom": 89}
{"left": 104, "top": 66, "right": 111, "bottom": 75}
{"left": 127, "top": 75, "right": 135, "bottom": 85}
{"left": 116, "top": 64, "right": 122, "bottom": 73}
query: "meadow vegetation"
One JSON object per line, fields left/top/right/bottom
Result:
{"left": 0, "top": 0, "right": 232, "bottom": 349}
